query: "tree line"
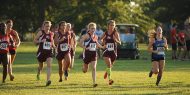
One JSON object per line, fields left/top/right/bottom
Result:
{"left": 0, "top": 0, "right": 190, "bottom": 41}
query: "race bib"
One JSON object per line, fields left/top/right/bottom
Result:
{"left": 106, "top": 43, "right": 114, "bottom": 51}
{"left": 0, "top": 43, "right": 7, "bottom": 50}
{"left": 60, "top": 43, "right": 68, "bottom": 51}
{"left": 43, "top": 42, "right": 51, "bottom": 50}
{"left": 89, "top": 43, "right": 96, "bottom": 51}
{"left": 157, "top": 47, "right": 165, "bottom": 55}
{"left": 12, "top": 42, "right": 15, "bottom": 47}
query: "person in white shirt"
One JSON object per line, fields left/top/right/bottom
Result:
{"left": 94, "top": 25, "right": 104, "bottom": 58}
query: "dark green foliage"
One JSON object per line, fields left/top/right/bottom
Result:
{"left": 1, "top": 0, "right": 189, "bottom": 41}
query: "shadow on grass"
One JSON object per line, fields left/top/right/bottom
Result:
{"left": 0, "top": 81, "right": 190, "bottom": 95}
{"left": 6, "top": 49, "right": 190, "bottom": 74}
{"left": 6, "top": 82, "right": 184, "bottom": 89}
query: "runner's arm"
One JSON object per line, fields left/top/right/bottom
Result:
{"left": 79, "top": 34, "right": 88, "bottom": 49}
{"left": 163, "top": 37, "right": 168, "bottom": 51}
{"left": 114, "top": 32, "right": 121, "bottom": 45}
{"left": 34, "top": 31, "right": 42, "bottom": 44}
{"left": 147, "top": 38, "right": 157, "bottom": 53}
{"left": 14, "top": 31, "right": 21, "bottom": 48}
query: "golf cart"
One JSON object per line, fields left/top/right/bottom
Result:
{"left": 116, "top": 24, "right": 140, "bottom": 59}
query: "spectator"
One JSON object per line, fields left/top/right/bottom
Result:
{"left": 170, "top": 23, "right": 178, "bottom": 59}
{"left": 177, "top": 25, "right": 186, "bottom": 60}
{"left": 80, "top": 25, "right": 88, "bottom": 38}
{"left": 78, "top": 25, "right": 88, "bottom": 59}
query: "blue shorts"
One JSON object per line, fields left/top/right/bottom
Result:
{"left": 151, "top": 57, "right": 165, "bottom": 62}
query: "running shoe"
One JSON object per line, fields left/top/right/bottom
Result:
{"left": 93, "top": 84, "right": 98, "bottom": 87}
{"left": 10, "top": 75, "right": 15, "bottom": 81}
{"left": 59, "top": 79, "right": 63, "bottom": 82}
{"left": 46, "top": 80, "right": 51, "bottom": 86}
{"left": 109, "top": 79, "right": 114, "bottom": 85}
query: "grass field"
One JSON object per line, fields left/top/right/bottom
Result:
{"left": 0, "top": 42, "right": 190, "bottom": 95}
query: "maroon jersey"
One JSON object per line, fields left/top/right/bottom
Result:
{"left": 103, "top": 31, "right": 117, "bottom": 52}
{"left": 7, "top": 29, "right": 16, "bottom": 50}
{"left": 37, "top": 30, "right": 54, "bottom": 53}
{"left": 56, "top": 31, "right": 71, "bottom": 60}
{"left": 57, "top": 31, "right": 70, "bottom": 53}
{"left": 102, "top": 31, "right": 117, "bottom": 62}
{"left": 0, "top": 35, "right": 10, "bottom": 54}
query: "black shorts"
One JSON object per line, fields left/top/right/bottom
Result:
{"left": 186, "top": 40, "right": 190, "bottom": 51}
{"left": 103, "top": 51, "right": 117, "bottom": 62}
{"left": 9, "top": 49, "right": 16, "bottom": 55}
{"left": 83, "top": 51, "right": 97, "bottom": 64}
{"left": 172, "top": 43, "right": 177, "bottom": 50}
{"left": 37, "top": 51, "right": 53, "bottom": 63}
{"left": 0, "top": 53, "right": 9, "bottom": 65}
{"left": 151, "top": 57, "right": 165, "bottom": 62}
{"left": 178, "top": 42, "right": 185, "bottom": 47}
{"left": 56, "top": 51, "right": 70, "bottom": 61}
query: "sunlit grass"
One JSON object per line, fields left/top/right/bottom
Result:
{"left": 0, "top": 42, "right": 190, "bottom": 95}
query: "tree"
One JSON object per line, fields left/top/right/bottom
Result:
{"left": 0, "top": 0, "right": 157, "bottom": 41}
{"left": 145, "top": 0, "right": 190, "bottom": 23}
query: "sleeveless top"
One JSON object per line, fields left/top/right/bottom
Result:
{"left": 84, "top": 33, "right": 97, "bottom": 52}
{"left": 152, "top": 37, "right": 165, "bottom": 58}
{"left": 57, "top": 31, "right": 70, "bottom": 52}
{"left": 0, "top": 34, "right": 10, "bottom": 53}
{"left": 8, "top": 29, "right": 17, "bottom": 50}
{"left": 38, "top": 30, "right": 53, "bottom": 53}
{"left": 103, "top": 31, "right": 117, "bottom": 52}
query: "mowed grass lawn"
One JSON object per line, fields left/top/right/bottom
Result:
{"left": 0, "top": 42, "right": 190, "bottom": 95}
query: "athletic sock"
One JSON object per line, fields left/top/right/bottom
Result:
{"left": 156, "top": 75, "right": 162, "bottom": 86}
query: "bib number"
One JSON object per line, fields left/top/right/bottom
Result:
{"left": 60, "top": 43, "right": 68, "bottom": 51}
{"left": 12, "top": 42, "right": 15, "bottom": 47}
{"left": 89, "top": 43, "right": 96, "bottom": 51}
{"left": 43, "top": 42, "right": 51, "bottom": 50}
{"left": 0, "top": 43, "right": 7, "bottom": 50}
{"left": 106, "top": 43, "right": 114, "bottom": 51}
{"left": 157, "top": 47, "right": 165, "bottom": 55}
